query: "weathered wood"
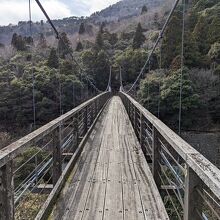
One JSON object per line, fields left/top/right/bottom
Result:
{"left": 120, "top": 91, "right": 220, "bottom": 201}
{"left": 43, "top": 97, "right": 168, "bottom": 220}
{"left": 184, "top": 166, "right": 203, "bottom": 220}
{"left": 0, "top": 160, "right": 14, "bottom": 220}
{"left": 152, "top": 127, "right": 161, "bottom": 189}
{"left": 84, "top": 106, "right": 88, "bottom": 134}
{"left": 0, "top": 92, "right": 110, "bottom": 168}
{"left": 35, "top": 98, "right": 110, "bottom": 220}
{"left": 52, "top": 127, "right": 62, "bottom": 185}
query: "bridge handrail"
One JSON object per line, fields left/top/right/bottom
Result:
{"left": 0, "top": 92, "right": 109, "bottom": 168}
{"left": 0, "top": 91, "right": 111, "bottom": 219}
{"left": 120, "top": 92, "right": 220, "bottom": 199}
{"left": 119, "top": 91, "right": 220, "bottom": 219}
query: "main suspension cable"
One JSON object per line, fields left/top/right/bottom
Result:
{"left": 34, "top": 0, "right": 106, "bottom": 94}
{"left": 124, "top": 0, "right": 180, "bottom": 94}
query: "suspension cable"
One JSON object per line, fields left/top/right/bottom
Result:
{"left": 124, "top": 0, "right": 180, "bottom": 94}
{"left": 29, "top": 0, "right": 36, "bottom": 129}
{"left": 178, "top": 0, "right": 186, "bottom": 135}
{"left": 157, "top": 45, "right": 162, "bottom": 118}
{"left": 57, "top": 43, "right": 62, "bottom": 115}
{"left": 34, "top": 0, "right": 109, "bottom": 95}
{"left": 106, "top": 66, "right": 112, "bottom": 92}
{"left": 119, "top": 66, "right": 124, "bottom": 91}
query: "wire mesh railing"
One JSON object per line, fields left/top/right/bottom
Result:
{"left": 0, "top": 92, "right": 111, "bottom": 220}
{"left": 119, "top": 91, "right": 220, "bottom": 220}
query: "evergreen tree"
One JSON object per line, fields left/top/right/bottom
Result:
{"left": 47, "top": 48, "right": 59, "bottom": 69}
{"left": 11, "top": 33, "right": 26, "bottom": 51}
{"left": 38, "top": 33, "right": 47, "bottom": 48}
{"left": 94, "top": 31, "right": 104, "bottom": 51}
{"left": 58, "top": 32, "right": 72, "bottom": 58}
{"left": 76, "top": 42, "right": 83, "bottom": 51}
{"left": 132, "top": 23, "right": 145, "bottom": 49}
{"left": 141, "top": 5, "right": 148, "bottom": 14}
{"left": 24, "top": 36, "right": 34, "bottom": 45}
{"left": 161, "top": 14, "right": 182, "bottom": 67}
{"left": 79, "top": 23, "right": 86, "bottom": 35}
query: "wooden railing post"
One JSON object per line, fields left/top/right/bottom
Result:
{"left": 75, "top": 113, "right": 79, "bottom": 146}
{"left": 52, "top": 126, "right": 62, "bottom": 185}
{"left": 152, "top": 127, "right": 161, "bottom": 188}
{"left": 91, "top": 103, "right": 94, "bottom": 124}
{"left": 84, "top": 106, "right": 88, "bottom": 134}
{"left": 184, "top": 166, "right": 203, "bottom": 220}
{"left": 0, "top": 161, "right": 14, "bottom": 220}
{"left": 134, "top": 107, "right": 138, "bottom": 134}
{"left": 140, "top": 113, "right": 144, "bottom": 149}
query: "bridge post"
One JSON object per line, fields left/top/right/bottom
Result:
{"left": 152, "top": 127, "right": 161, "bottom": 189}
{"left": 139, "top": 111, "right": 146, "bottom": 152}
{"left": 0, "top": 161, "right": 14, "bottom": 220}
{"left": 52, "top": 126, "right": 62, "bottom": 185}
{"left": 91, "top": 103, "right": 94, "bottom": 124}
{"left": 84, "top": 106, "right": 88, "bottom": 134}
{"left": 184, "top": 166, "right": 203, "bottom": 220}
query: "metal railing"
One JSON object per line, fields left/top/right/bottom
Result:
{"left": 0, "top": 92, "right": 111, "bottom": 220}
{"left": 119, "top": 92, "right": 220, "bottom": 220}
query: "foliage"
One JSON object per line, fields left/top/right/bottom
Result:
{"left": 94, "top": 30, "right": 104, "bottom": 51}
{"left": 79, "top": 22, "right": 86, "bottom": 35}
{"left": 138, "top": 68, "right": 201, "bottom": 129}
{"left": 58, "top": 32, "right": 72, "bottom": 58}
{"left": 76, "top": 41, "right": 83, "bottom": 52}
{"left": 11, "top": 33, "right": 27, "bottom": 51}
{"left": 114, "top": 48, "right": 147, "bottom": 83}
{"left": 81, "top": 49, "right": 110, "bottom": 90}
{"left": 37, "top": 33, "right": 47, "bottom": 49}
{"left": 14, "top": 147, "right": 50, "bottom": 188}
{"left": 132, "top": 23, "right": 145, "bottom": 49}
{"left": 141, "top": 5, "right": 148, "bottom": 15}
{"left": 47, "top": 48, "right": 59, "bottom": 69}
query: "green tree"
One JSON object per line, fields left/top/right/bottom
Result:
{"left": 76, "top": 41, "right": 83, "bottom": 52}
{"left": 79, "top": 22, "right": 86, "bottom": 35}
{"left": 94, "top": 30, "right": 104, "bottom": 51}
{"left": 58, "top": 32, "right": 72, "bottom": 58}
{"left": 47, "top": 48, "right": 59, "bottom": 69}
{"left": 11, "top": 33, "right": 26, "bottom": 51}
{"left": 161, "top": 13, "right": 182, "bottom": 67}
{"left": 141, "top": 5, "right": 148, "bottom": 14}
{"left": 37, "top": 33, "right": 47, "bottom": 48}
{"left": 132, "top": 23, "right": 145, "bottom": 49}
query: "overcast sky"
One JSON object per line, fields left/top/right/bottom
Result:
{"left": 0, "top": 0, "right": 120, "bottom": 26}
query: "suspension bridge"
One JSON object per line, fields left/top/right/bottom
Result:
{"left": 0, "top": 0, "right": 220, "bottom": 219}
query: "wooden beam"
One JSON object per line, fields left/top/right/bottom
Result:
{"left": 0, "top": 92, "right": 110, "bottom": 168}
{"left": 184, "top": 166, "right": 203, "bottom": 220}
{"left": 0, "top": 161, "right": 14, "bottom": 220}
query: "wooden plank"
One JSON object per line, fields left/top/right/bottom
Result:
{"left": 120, "top": 137, "right": 145, "bottom": 220}
{"left": 61, "top": 102, "right": 111, "bottom": 220}
{"left": 44, "top": 96, "right": 168, "bottom": 220}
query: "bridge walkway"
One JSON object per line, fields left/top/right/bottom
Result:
{"left": 48, "top": 96, "right": 168, "bottom": 220}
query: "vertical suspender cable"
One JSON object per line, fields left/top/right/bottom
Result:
{"left": 29, "top": 0, "right": 36, "bottom": 129}
{"left": 119, "top": 66, "right": 123, "bottom": 92}
{"left": 57, "top": 42, "right": 62, "bottom": 116}
{"left": 106, "top": 66, "right": 112, "bottom": 92}
{"left": 147, "top": 62, "right": 150, "bottom": 109}
{"left": 158, "top": 45, "right": 162, "bottom": 118}
{"left": 178, "top": 0, "right": 186, "bottom": 135}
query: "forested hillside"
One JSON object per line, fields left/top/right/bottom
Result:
{"left": 0, "top": 0, "right": 219, "bottom": 148}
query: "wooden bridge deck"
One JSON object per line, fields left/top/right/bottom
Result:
{"left": 49, "top": 96, "right": 168, "bottom": 220}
